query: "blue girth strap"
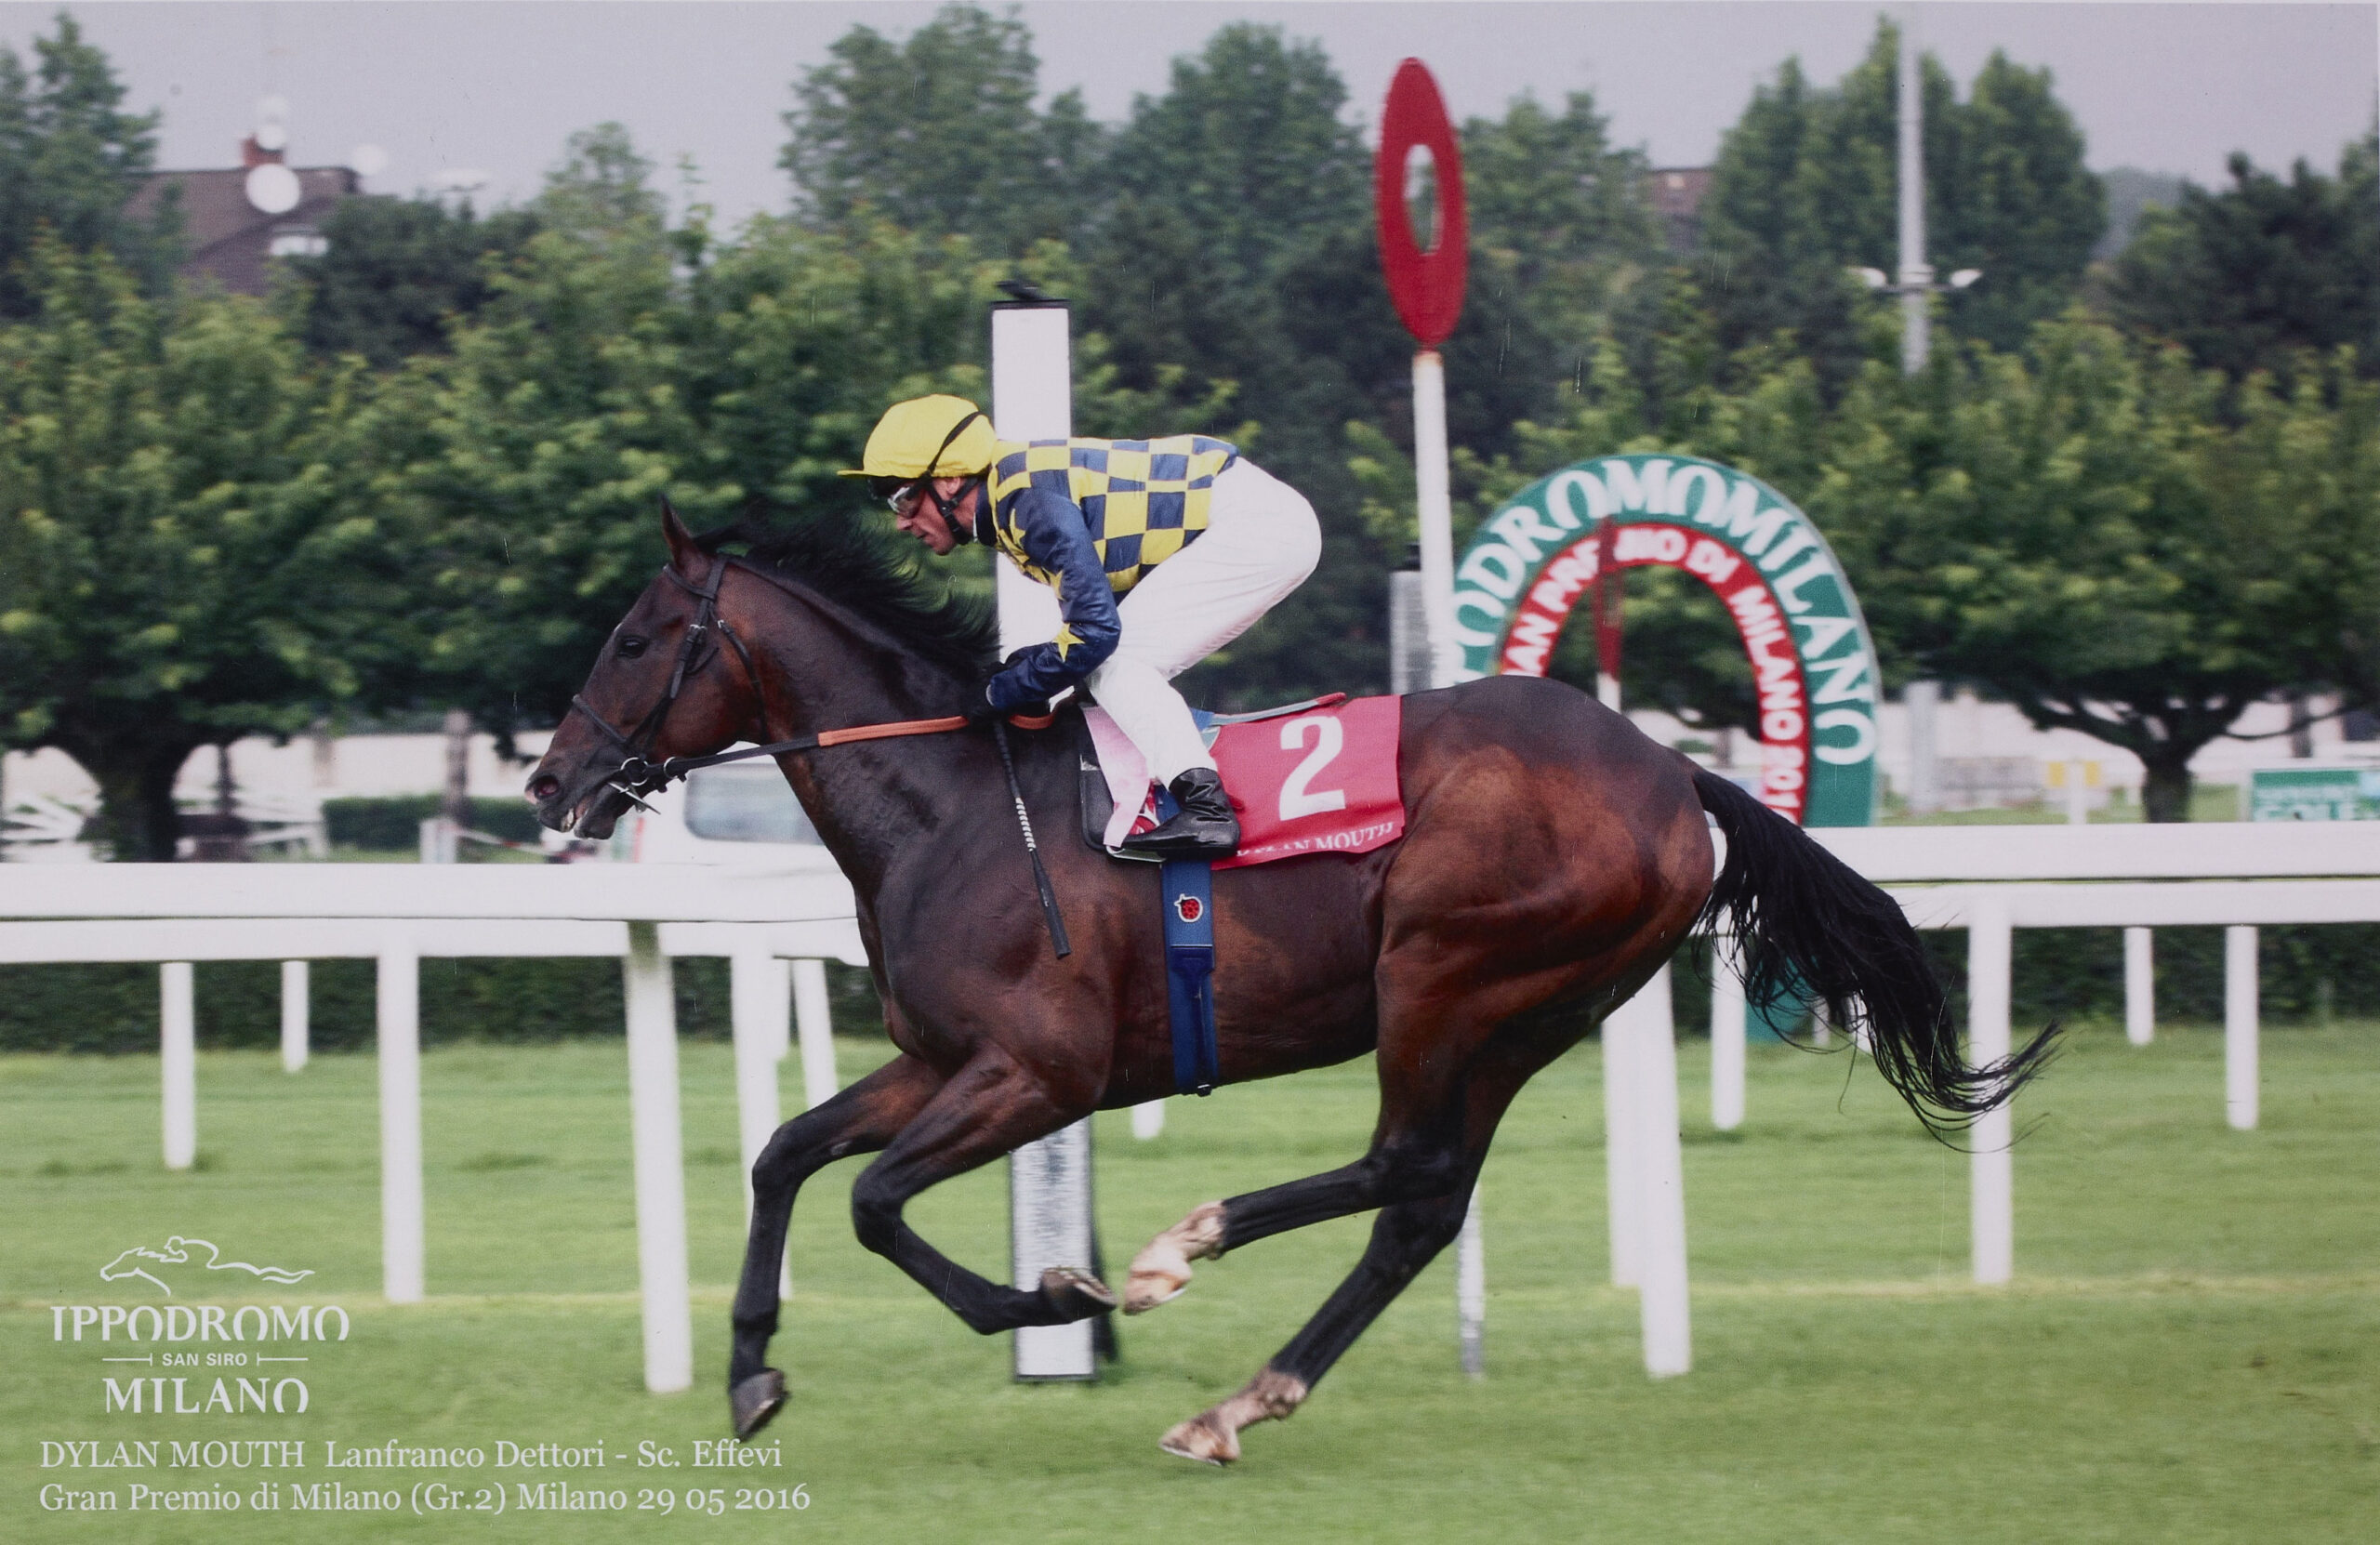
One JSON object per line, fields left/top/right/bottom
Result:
{"left": 1152, "top": 784, "right": 1221, "bottom": 1096}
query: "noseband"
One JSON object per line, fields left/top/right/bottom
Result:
{"left": 566, "top": 561, "right": 760, "bottom": 810}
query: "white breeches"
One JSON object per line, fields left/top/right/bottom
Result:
{"left": 1087, "top": 459, "right": 1321, "bottom": 783}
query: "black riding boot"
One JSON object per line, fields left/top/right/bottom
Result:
{"left": 1123, "top": 768, "right": 1240, "bottom": 857}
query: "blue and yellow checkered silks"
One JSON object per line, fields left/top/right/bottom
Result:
{"left": 985, "top": 436, "right": 1238, "bottom": 595}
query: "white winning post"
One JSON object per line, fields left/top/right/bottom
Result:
{"left": 1966, "top": 895, "right": 2014, "bottom": 1285}
{"left": 377, "top": 931, "right": 425, "bottom": 1304}
{"left": 2226, "top": 926, "right": 2259, "bottom": 1130}
{"left": 1411, "top": 349, "right": 1459, "bottom": 685}
{"left": 991, "top": 292, "right": 1100, "bottom": 1382}
{"left": 623, "top": 920, "right": 694, "bottom": 1394}
{"left": 160, "top": 961, "right": 196, "bottom": 1170}
{"left": 280, "top": 959, "right": 309, "bottom": 1071}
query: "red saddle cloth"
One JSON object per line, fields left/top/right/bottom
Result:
{"left": 1088, "top": 694, "right": 1406, "bottom": 869}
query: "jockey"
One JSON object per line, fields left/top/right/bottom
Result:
{"left": 847, "top": 394, "right": 1321, "bottom": 856}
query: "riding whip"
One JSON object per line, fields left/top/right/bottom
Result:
{"left": 994, "top": 720, "right": 1071, "bottom": 959}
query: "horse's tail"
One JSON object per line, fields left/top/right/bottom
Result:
{"left": 1688, "top": 765, "right": 2057, "bottom": 1135}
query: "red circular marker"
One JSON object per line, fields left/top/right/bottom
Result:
{"left": 1374, "top": 59, "right": 1468, "bottom": 348}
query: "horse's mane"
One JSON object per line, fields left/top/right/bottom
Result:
{"left": 696, "top": 504, "right": 996, "bottom": 676}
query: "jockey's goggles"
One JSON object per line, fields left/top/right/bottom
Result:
{"left": 870, "top": 475, "right": 926, "bottom": 512}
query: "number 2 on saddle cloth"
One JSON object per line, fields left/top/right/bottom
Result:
{"left": 1078, "top": 693, "right": 1407, "bottom": 1095}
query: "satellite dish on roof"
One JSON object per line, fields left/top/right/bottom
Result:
{"left": 245, "top": 162, "right": 301, "bottom": 215}
{"left": 349, "top": 144, "right": 388, "bottom": 178}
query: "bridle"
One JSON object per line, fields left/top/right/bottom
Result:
{"left": 564, "top": 558, "right": 762, "bottom": 812}
{"left": 562, "top": 557, "right": 1049, "bottom": 813}
{"left": 559, "top": 549, "right": 1076, "bottom": 957}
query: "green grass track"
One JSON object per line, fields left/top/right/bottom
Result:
{"left": 3, "top": 1020, "right": 2373, "bottom": 1541}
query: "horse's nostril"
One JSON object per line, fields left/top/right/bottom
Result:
{"left": 528, "top": 775, "right": 561, "bottom": 803}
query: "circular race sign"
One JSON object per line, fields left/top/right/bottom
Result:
{"left": 1374, "top": 59, "right": 1467, "bottom": 348}
{"left": 1448, "top": 455, "right": 1880, "bottom": 826}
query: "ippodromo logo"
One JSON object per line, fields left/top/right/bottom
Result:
{"left": 56, "top": 1235, "right": 338, "bottom": 1416}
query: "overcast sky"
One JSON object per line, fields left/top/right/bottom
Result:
{"left": 5, "top": 2, "right": 2373, "bottom": 228}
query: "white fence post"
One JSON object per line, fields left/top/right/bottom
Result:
{"left": 789, "top": 957, "right": 837, "bottom": 1112}
{"left": 731, "top": 950, "right": 793, "bottom": 1300}
{"left": 623, "top": 920, "right": 694, "bottom": 1394}
{"left": 2226, "top": 925, "right": 2258, "bottom": 1130}
{"left": 730, "top": 950, "right": 787, "bottom": 1205}
{"left": 280, "top": 960, "right": 309, "bottom": 1072}
{"left": 1967, "top": 895, "right": 2014, "bottom": 1285}
{"left": 1130, "top": 1100, "right": 1166, "bottom": 1140}
{"left": 1630, "top": 965, "right": 1691, "bottom": 1377}
{"left": 160, "top": 961, "right": 195, "bottom": 1170}
{"left": 2123, "top": 927, "right": 2154, "bottom": 1046}
{"left": 377, "top": 931, "right": 425, "bottom": 1304}
{"left": 1456, "top": 1183, "right": 1485, "bottom": 1378}
{"left": 1710, "top": 936, "right": 1746, "bottom": 1131}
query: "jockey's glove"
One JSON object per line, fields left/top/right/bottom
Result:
{"left": 965, "top": 681, "right": 1051, "bottom": 725}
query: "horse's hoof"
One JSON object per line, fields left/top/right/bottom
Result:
{"left": 1124, "top": 1251, "right": 1191, "bottom": 1314}
{"left": 1039, "top": 1265, "right": 1117, "bottom": 1318}
{"left": 1127, "top": 1201, "right": 1225, "bottom": 1315}
{"left": 1157, "top": 1413, "right": 1238, "bottom": 1465}
{"left": 730, "top": 1370, "right": 787, "bottom": 1441}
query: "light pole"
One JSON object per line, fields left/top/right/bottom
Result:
{"left": 1849, "top": 15, "right": 1979, "bottom": 376}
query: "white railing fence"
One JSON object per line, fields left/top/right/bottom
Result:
{"left": 7, "top": 823, "right": 2374, "bottom": 1396}
{"left": 0, "top": 865, "right": 864, "bottom": 1395}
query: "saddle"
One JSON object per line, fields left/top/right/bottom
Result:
{"left": 1074, "top": 693, "right": 1406, "bottom": 869}
{"left": 1068, "top": 692, "right": 1408, "bottom": 1096}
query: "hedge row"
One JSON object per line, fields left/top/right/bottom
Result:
{"left": 323, "top": 797, "right": 544, "bottom": 851}
{"left": 5, "top": 925, "right": 2373, "bottom": 1057}
{"left": 0, "top": 957, "right": 889, "bottom": 1055}
{"left": 1667, "top": 923, "right": 2380, "bottom": 1036}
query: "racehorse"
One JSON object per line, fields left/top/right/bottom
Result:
{"left": 526, "top": 504, "right": 2053, "bottom": 1465}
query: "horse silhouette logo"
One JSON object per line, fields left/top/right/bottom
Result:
{"left": 99, "top": 1237, "right": 315, "bottom": 1298}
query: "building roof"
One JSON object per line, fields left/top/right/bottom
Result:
{"left": 1647, "top": 167, "right": 1712, "bottom": 253}
{"left": 126, "top": 139, "right": 359, "bottom": 297}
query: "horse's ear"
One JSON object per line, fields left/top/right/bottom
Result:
{"left": 660, "top": 498, "right": 704, "bottom": 575}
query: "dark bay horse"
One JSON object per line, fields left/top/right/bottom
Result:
{"left": 526, "top": 505, "right": 2051, "bottom": 1465}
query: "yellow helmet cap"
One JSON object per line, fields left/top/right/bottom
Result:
{"left": 841, "top": 395, "right": 998, "bottom": 481}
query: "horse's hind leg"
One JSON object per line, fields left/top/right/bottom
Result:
{"left": 1157, "top": 1042, "right": 1548, "bottom": 1464}
{"left": 847, "top": 1049, "right": 1118, "bottom": 1336}
{"left": 729, "top": 1054, "right": 941, "bottom": 1439}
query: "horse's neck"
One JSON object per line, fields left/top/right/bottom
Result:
{"left": 738, "top": 573, "right": 990, "bottom": 889}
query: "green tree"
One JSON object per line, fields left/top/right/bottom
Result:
{"left": 0, "top": 248, "right": 397, "bottom": 857}
{"left": 1816, "top": 322, "right": 2349, "bottom": 820}
{"left": 781, "top": 3, "right": 1104, "bottom": 258}
{"left": 0, "top": 13, "right": 179, "bottom": 317}
{"left": 1699, "top": 21, "right": 2103, "bottom": 386}
{"left": 2107, "top": 133, "right": 2380, "bottom": 387}
{"left": 1937, "top": 50, "right": 2108, "bottom": 350}
{"left": 1078, "top": 23, "right": 1420, "bottom": 703}
{"left": 281, "top": 194, "right": 540, "bottom": 367}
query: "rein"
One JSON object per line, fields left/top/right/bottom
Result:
{"left": 565, "top": 559, "right": 1047, "bottom": 808}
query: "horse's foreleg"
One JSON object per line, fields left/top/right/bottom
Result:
{"left": 728, "top": 1054, "right": 941, "bottom": 1439}
{"left": 848, "top": 1050, "right": 1116, "bottom": 1335}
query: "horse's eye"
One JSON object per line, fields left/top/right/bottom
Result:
{"left": 616, "top": 635, "right": 650, "bottom": 659}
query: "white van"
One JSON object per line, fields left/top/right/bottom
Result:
{"left": 612, "top": 755, "right": 841, "bottom": 871}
